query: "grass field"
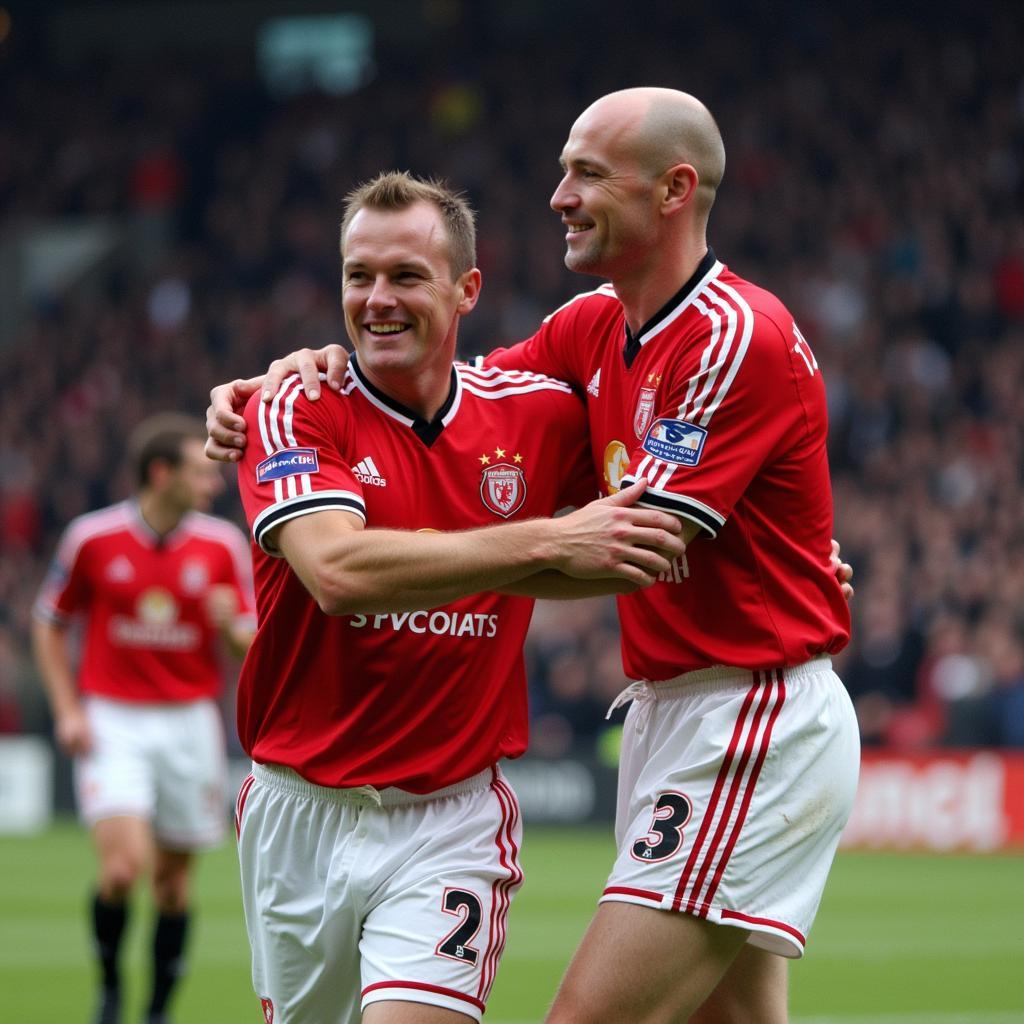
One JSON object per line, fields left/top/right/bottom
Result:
{"left": 2, "top": 821, "right": 1022, "bottom": 1023}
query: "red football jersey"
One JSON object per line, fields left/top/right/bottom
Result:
{"left": 35, "top": 500, "right": 256, "bottom": 702}
{"left": 236, "top": 358, "right": 596, "bottom": 792}
{"left": 485, "top": 251, "right": 850, "bottom": 680}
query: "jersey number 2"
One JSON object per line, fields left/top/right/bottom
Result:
{"left": 435, "top": 888, "right": 482, "bottom": 965}
{"left": 631, "top": 792, "right": 692, "bottom": 862}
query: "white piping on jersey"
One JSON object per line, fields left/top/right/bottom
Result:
{"left": 460, "top": 379, "right": 574, "bottom": 400}
{"left": 259, "top": 374, "right": 316, "bottom": 504}
{"left": 541, "top": 282, "right": 618, "bottom": 323}
{"left": 634, "top": 260, "right": 723, "bottom": 349}
{"left": 459, "top": 363, "right": 572, "bottom": 390}
{"left": 638, "top": 274, "right": 752, "bottom": 498}
{"left": 695, "top": 277, "right": 755, "bottom": 427}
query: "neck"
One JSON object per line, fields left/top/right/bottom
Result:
{"left": 363, "top": 362, "right": 453, "bottom": 422}
{"left": 137, "top": 492, "right": 183, "bottom": 537}
{"left": 614, "top": 238, "right": 710, "bottom": 335}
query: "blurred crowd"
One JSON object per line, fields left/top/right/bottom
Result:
{"left": 1, "top": 3, "right": 1022, "bottom": 754}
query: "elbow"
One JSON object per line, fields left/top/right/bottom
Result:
{"left": 307, "top": 565, "right": 364, "bottom": 617}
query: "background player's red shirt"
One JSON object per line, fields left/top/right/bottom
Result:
{"left": 236, "top": 358, "right": 596, "bottom": 793}
{"left": 35, "top": 500, "right": 256, "bottom": 702}
{"left": 486, "top": 251, "right": 850, "bottom": 680}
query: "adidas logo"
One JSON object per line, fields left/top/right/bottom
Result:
{"left": 353, "top": 456, "right": 387, "bottom": 487}
{"left": 587, "top": 370, "right": 601, "bottom": 397}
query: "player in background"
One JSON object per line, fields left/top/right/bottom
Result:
{"left": 207, "top": 88, "right": 859, "bottom": 1023}
{"left": 231, "top": 171, "right": 685, "bottom": 1024}
{"left": 32, "top": 414, "right": 255, "bottom": 1024}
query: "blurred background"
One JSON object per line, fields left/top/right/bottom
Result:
{"left": 0, "top": 0, "right": 1022, "bottom": 809}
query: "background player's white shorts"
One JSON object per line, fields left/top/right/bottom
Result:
{"left": 75, "top": 696, "right": 227, "bottom": 849}
{"left": 236, "top": 762, "right": 523, "bottom": 1024}
{"left": 602, "top": 657, "right": 859, "bottom": 958}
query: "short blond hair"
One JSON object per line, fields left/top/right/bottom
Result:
{"left": 340, "top": 171, "right": 477, "bottom": 279}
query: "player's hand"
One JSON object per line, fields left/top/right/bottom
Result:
{"left": 205, "top": 377, "right": 264, "bottom": 462}
{"left": 550, "top": 481, "right": 686, "bottom": 586}
{"left": 55, "top": 706, "right": 93, "bottom": 758}
{"left": 204, "top": 584, "right": 240, "bottom": 630}
{"left": 831, "top": 538, "right": 854, "bottom": 601}
{"left": 261, "top": 345, "right": 350, "bottom": 404}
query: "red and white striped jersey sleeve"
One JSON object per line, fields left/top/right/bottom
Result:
{"left": 622, "top": 298, "right": 821, "bottom": 538}
{"left": 239, "top": 376, "right": 366, "bottom": 556}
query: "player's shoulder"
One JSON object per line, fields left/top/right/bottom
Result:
{"left": 541, "top": 283, "right": 621, "bottom": 325}
{"left": 244, "top": 373, "right": 347, "bottom": 419}
{"left": 59, "top": 500, "right": 133, "bottom": 550}
{"left": 713, "top": 264, "right": 795, "bottom": 340}
{"left": 457, "top": 362, "right": 576, "bottom": 398}
{"left": 181, "top": 511, "right": 249, "bottom": 548}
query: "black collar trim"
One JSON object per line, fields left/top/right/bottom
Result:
{"left": 349, "top": 355, "right": 459, "bottom": 447}
{"left": 623, "top": 248, "right": 718, "bottom": 369}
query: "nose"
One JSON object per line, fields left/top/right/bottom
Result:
{"left": 550, "top": 173, "right": 577, "bottom": 213}
{"left": 367, "top": 274, "right": 397, "bottom": 311}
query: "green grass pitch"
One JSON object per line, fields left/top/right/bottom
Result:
{"left": 2, "top": 821, "right": 1022, "bottom": 1022}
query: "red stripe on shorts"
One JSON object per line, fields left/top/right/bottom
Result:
{"left": 720, "top": 908, "right": 805, "bottom": 947}
{"left": 603, "top": 886, "right": 664, "bottom": 902}
{"left": 478, "top": 769, "right": 523, "bottom": 1003}
{"left": 234, "top": 773, "right": 255, "bottom": 839}
{"left": 699, "top": 671, "right": 787, "bottom": 914}
{"left": 671, "top": 671, "right": 782, "bottom": 913}
{"left": 362, "top": 980, "right": 486, "bottom": 1012}
{"left": 684, "top": 673, "right": 782, "bottom": 916}
{"left": 670, "top": 679, "right": 760, "bottom": 911}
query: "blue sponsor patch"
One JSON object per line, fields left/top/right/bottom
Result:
{"left": 256, "top": 447, "right": 320, "bottom": 483}
{"left": 641, "top": 418, "right": 707, "bottom": 466}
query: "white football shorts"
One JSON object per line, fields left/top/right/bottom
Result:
{"left": 235, "top": 762, "right": 523, "bottom": 1024}
{"left": 76, "top": 696, "right": 227, "bottom": 849}
{"left": 602, "top": 657, "right": 860, "bottom": 958}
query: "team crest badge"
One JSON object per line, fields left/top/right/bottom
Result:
{"left": 633, "top": 387, "right": 658, "bottom": 438}
{"left": 481, "top": 464, "right": 526, "bottom": 518}
{"left": 260, "top": 997, "right": 274, "bottom": 1023}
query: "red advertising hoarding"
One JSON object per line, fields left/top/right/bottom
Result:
{"left": 841, "top": 750, "right": 1024, "bottom": 852}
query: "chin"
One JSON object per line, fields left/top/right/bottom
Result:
{"left": 565, "top": 251, "right": 606, "bottom": 277}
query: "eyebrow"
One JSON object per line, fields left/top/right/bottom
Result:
{"left": 343, "top": 258, "right": 432, "bottom": 274}
{"left": 559, "top": 155, "right": 606, "bottom": 174}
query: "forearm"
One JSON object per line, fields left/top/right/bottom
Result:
{"left": 30, "top": 618, "right": 80, "bottom": 717}
{"left": 283, "top": 517, "right": 562, "bottom": 615}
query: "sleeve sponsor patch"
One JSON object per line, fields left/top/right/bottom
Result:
{"left": 256, "top": 447, "right": 320, "bottom": 483}
{"left": 641, "top": 418, "right": 707, "bottom": 467}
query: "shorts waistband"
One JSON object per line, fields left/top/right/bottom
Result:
{"left": 608, "top": 657, "right": 833, "bottom": 715}
{"left": 664, "top": 655, "right": 831, "bottom": 690}
{"left": 251, "top": 762, "right": 495, "bottom": 808}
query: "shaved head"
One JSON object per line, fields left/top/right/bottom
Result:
{"left": 575, "top": 88, "right": 726, "bottom": 218}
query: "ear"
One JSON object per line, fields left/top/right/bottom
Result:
{"left": 660, "top": 163, "right": 699, "bottom": 216}
{"left": 456, "top": 267, "right": 483, "bottom": 315}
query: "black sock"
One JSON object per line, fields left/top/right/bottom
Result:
{"left": 92, "top": 892, "right": 128, "bottom": 993}
{"left": 148, "top": 909, "right": 190, "bottom": 1017}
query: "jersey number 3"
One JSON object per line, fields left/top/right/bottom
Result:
{"left": 631, "top": 792, "right": 692, "bottom": 862}
{"left": 435, "top": 888, "right": 482, "bottom": 965}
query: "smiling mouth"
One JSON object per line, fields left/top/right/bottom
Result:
{"left": 365, "top": 323, "right": 410, "bottom": 335}
{"left": 566, "top": 224, "right": 592, "bottom": 234}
